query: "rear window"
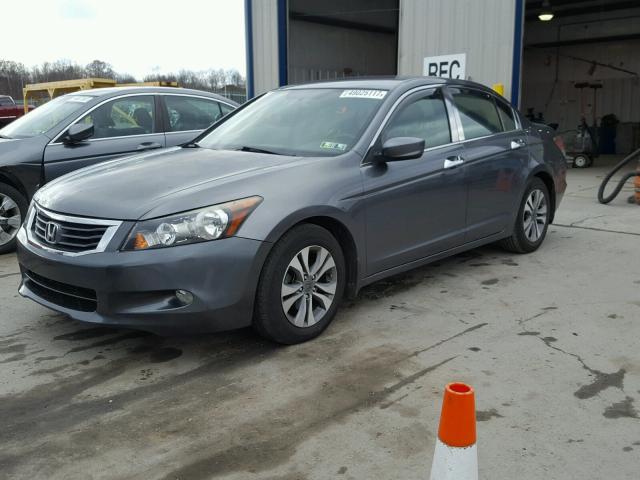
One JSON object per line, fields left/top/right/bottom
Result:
{"left": 496, "top": 100, "right": 517, "bottom": 131}
{"left": 450, "top": 88, "right": 503, "bottom": 140}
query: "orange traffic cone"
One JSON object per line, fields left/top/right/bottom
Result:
{"left": 429, "top": 383, "right": 478, "bottom": 480}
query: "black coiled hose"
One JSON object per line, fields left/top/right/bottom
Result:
{"left": 597, "top": 148, "right": 640, "bottom": 204}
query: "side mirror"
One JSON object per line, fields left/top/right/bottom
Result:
{"left": 64, "top": 123, "right": 94, "bottom": 144}
{"left": 379, "top": 137, "right": 425, "bottom": 162}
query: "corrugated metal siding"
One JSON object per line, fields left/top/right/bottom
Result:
{"left": 398, "top": 0, "right": 517, "bottom": 101}
{"left": 251, "top": 0, "right": 280, "bottom": 95}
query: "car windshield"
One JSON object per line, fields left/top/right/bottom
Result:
{"left": 198, "top": 88, "right": 387, "bottom": 157}
{"left": 0, "top": 94, "right": 94, "bottom": 139}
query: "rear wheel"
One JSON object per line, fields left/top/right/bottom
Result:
{"left": 254, "top": 224, "right": 345, "bottom": 344}
{"left": 499, "top": 178, "right": 550, "bottom": 254}
{"left": 0, "top": 184, "right": 27, "bottom": 255}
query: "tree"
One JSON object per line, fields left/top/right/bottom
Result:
{"left": 1, "top": 58, "right": 245, "bottom": 103}
{"left": 115, "top": 73, "right": 138, "bottom": 84}
{"left": 85, "top": 59, "right": 115, "bottom": 79}
{"left": 226, "top": 69, "right": 243, "bottom": 87}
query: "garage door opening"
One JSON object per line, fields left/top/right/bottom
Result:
{"left": 287, "top": 0, "right": 399, "bottom": 84}
{"left": 521, "top": 0, "right": 640, "bottom": 163}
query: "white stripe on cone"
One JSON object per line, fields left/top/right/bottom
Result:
{"left": 429, "top": 438, "right": 478, "bottom": 480}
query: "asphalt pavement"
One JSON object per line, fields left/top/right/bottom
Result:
{"left": 0, "top": 157, "right": 638, "bottom": 479}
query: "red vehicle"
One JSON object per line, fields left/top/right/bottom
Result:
{"left": 0, "top": 96, "right": 34, "bottom": 126}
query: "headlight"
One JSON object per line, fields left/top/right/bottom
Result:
{"left": 122, "top": 196, "right": 262, "bottom": 251}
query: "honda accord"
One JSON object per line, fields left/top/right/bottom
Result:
{"left": 17, "top": 78, "right": 567, "bottom": 344}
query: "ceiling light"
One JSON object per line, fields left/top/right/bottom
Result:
{"left": 538, "top": 0, "right": 554, "bottom": 21}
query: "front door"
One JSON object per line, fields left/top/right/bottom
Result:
{"left": 362, "top": 88, "right": 467, "bottom": 275}
{"left": 43, "top": 95, "right": 165, "bottom": 182}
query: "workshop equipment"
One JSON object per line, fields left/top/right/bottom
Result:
{"left": 597, "top": 148, "right": 640, "bottom": 204}
{"left": 566, "top": 82, "right": 602, "bottom": 168}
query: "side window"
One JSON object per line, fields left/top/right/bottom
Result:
{"left": 75, "top": 96, "right": 155, "bottom": 139}
{"left": 496, "top": 100, "right": 517, "bottom": 131}
{"left": 450, "top": 88, "right": 503, "bottom": 140}
{"left": 382, "top": 89, "right": 451, "bottom": 149}
{"left": 0, "top": 97, "right": 13, "bottom": 106}
{"left": 165, "top": 96, "right": 223, "bottom": 132}
{"left": 219, "top": 102, "right": 234, "bottom": 116}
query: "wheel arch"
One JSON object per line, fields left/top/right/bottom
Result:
{"left": 531, "top": 169, "right": 556, "bottom": 223}
{"left": 0, "top": 169, "right": 29, "bottom": 200}
{"left": 300, "top": 216, "right": 359, "bottom": 299}
{"left": 260, "top": 210, "right": 361, "bottom": 300}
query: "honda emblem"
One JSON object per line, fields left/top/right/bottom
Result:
{"left": 45, "top": 222, "right": 60, "bottom": 244}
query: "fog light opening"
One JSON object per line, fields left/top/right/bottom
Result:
{"left": 175, "top": 289, "right": 194, "bottom": 306}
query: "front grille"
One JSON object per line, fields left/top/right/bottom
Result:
{"left": 24, "top": 270, "right": 97, "bottom": 312}
{"left": 31, "top": 208, "right": 110, "bottom": 253}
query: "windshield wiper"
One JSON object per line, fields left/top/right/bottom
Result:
{"left": 235, "top": 146, "right": 285, "bottom": 156}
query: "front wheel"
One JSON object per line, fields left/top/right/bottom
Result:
{"left": 254, "top": 224, "right": 345, "bottom": 344}
{"left": 0, "top": 184, "right": 27, "bottom": 255}
{"left": 499, "top": 178, "right": 550, "bottom": 254}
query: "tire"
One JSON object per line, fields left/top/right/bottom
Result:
{"left": 254, "top": 224, "right": 346, "bottom": 344}
{"left": 0, "top": 183, "right": 27, "bottom": 255}
{"left": 573, "top": 154, "right": 590, "bottom": 168}
{"left": 499, "top": 178, "right": 550, "bottom": 254}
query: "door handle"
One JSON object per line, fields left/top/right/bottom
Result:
{"left": 510, "top": 139, "right": 526, "bottom": 150}
{"left": 137, "top": 142, "right": 163, "bottom": 151}
{"left": 444, "top": 155, "right": 465, "bottom": 169}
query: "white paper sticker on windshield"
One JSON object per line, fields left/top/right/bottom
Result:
{"left": 320, "top": 141, "right": 347, "bottom": 151}
{"left": 67, "top": 96, "right": 93, "bottom": 103}
{"left": 339, "top": 89, "right": 387, "bottom": 100}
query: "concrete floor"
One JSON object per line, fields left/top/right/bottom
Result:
{"left": 1, "top": 158, "right": 638, "bottom": 480}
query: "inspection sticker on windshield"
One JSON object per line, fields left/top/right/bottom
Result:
{"left": 339, "top": 89, "right": 387, "bottom": 100}
{"left": 320, "top": 141, "right": 347, "bottom": 151}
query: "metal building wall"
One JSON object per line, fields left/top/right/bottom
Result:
{"left": 249, "top": 0, "right": 280, "bottom": 96}
{"left": 398, "top": 0, "right": 520, "bottom": 103}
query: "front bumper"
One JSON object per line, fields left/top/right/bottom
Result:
{"left": 17, "top": 228, "right": 270, "bottom": 334}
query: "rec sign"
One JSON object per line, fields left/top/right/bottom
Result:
{"left": 423, "top": 53, "right": 466, "bottom": 79}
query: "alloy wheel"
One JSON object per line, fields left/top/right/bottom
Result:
{"left": 0, "top": 193, "right": 22, "bottom": 247}
{"left": 281, "top": 245, "right": 337, "bottom": 328}
{"left": 523, "top": 189, "right": 547, "bottom": 242}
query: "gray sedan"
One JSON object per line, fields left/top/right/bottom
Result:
{"left": 17, "top": 77, "right": 567, "bottom": 344}
{"left": 0, "top": 87, "right": 237, "bottom": 253}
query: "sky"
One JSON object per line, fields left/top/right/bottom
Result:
{"left": 2, "top": 0, "right": 246, "bottom": 79}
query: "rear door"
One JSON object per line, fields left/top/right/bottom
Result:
{"left": 446, "top": 87, "right": 528, "bottom": 241}
{"left": 43, "top": 94, "right": 165, "bottom": 182}
{"left": 161, "top": 95, "right": 234, "bottom": 147}
{"left": 362, "top": 87, "right": 467, "bottom": 275}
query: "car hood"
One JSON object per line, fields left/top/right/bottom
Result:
{"left": 36, "top": 147, "right": 301, "bottom": 220}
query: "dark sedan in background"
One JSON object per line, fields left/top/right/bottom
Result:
{"left": 0, "top": 87, "right": 237, "bottom": 253}
{"left": 17, "top": 77, "right": 567, "bottom": 344}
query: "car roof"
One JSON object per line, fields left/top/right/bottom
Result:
{"left": 71, "top": 87, "right": 239, "bottom": 105}
{"left": 282, "top": 76, "right": 495, "bottom": 94}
